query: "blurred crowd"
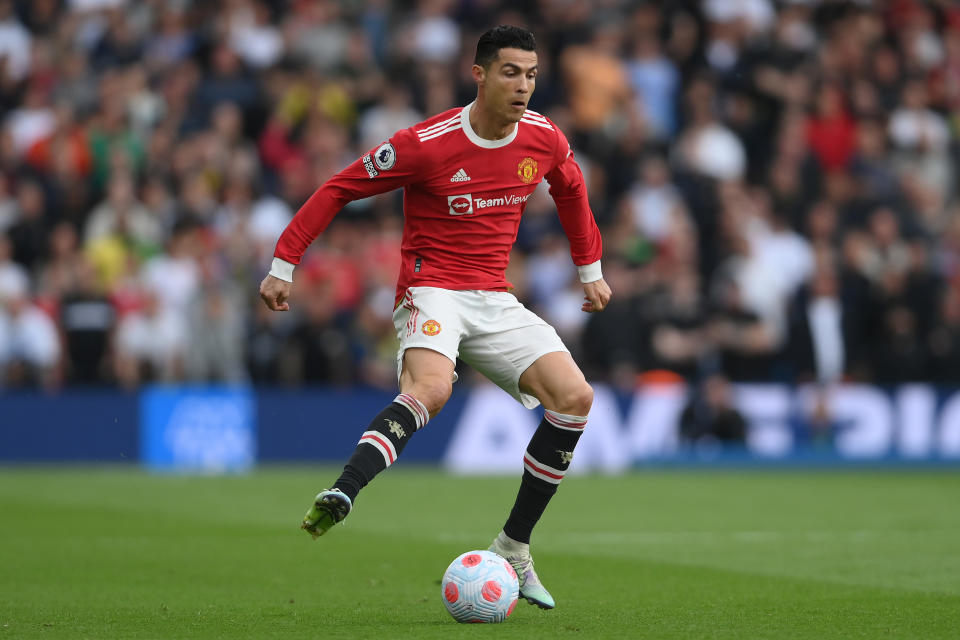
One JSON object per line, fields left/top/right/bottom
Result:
{"left": 2, "top": 0, "right": 960, "bottom": 394}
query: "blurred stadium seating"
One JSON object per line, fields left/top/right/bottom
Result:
{"left": 2, "top": 0, "right": 960, "bottom": 465}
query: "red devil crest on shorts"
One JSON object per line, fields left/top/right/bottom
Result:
{"left": 422, "top": 319, "right": 441, "bottom": 336}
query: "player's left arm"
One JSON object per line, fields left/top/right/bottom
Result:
{"left": 543, "top": 126, "right": 611, "bottom": 313}
{"left": 580, "top": 276, "right": 612, "bottom": 313}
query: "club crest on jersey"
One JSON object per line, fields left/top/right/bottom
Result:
{"left": 518, "top": 157, "right": 538, "bottom": 183}
{"left": 447, "top": 194, "right": 473, "bottom": 216}
{"left": 422, "top": 319, "right": 441, "bottom": 336}
{"left": 374, "top": 142, "right": 396, "bottom": 170}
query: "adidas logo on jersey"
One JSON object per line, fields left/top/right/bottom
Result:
{"left": 450, "top": 168, "right": 471, "bottom": 182}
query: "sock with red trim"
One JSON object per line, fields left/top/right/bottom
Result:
{"left": 332, "top": 393, "right": 429, "bottom": 503}
{"left": 502, "top": 410, "right": 587, "bottom": 544}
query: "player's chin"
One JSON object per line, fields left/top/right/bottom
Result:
{"left": 506, "top": 102, "right": 527, "bottom": 120}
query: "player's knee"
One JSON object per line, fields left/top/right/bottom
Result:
{"left": 568, "top": 381, "right": 593, "bottom": 417}
{"left": 409, "top": 379, "right": 453, "bottom": 417}
{"left": 546, "top": 380, "right": 593, "bottom": 417}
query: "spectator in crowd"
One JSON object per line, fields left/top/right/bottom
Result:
{"left": 0, "top": 275, "right": 60, "bottom": 389}
{"left": 559, "top": 20, "right": 633, "bottom": 141}
{"left": 674, "top": 74, "right": 746, "bottom": 182}
{"left": 225, "top": 0, "right": 284, "bottom": 71}
{"left": 0, "top": 0, "right": 32, "bottom": 87}
{"left": 6, "top": 178, "right": 48, "bottom": 271}
{"left": 184, "top": 256, "right": 248, "bottom": 384}
{"left": 84, "top": 170, "right": 162, "bottom": 251}
{"left": 280, "top": 276, "right": 354, "bottom": 386}
{"left": 928, "top": 285, "right": 960, "bottom": 383}
{"left": 113, "top": 286, "right": 186, "bottom": 387}
{"left": 58, "top": 257, "right": 114, "bottom": 385}
{"left": 679, "top": 373, "right": 747, "bottom": 448}
{"left": 357, "top": 81, "right": 423, "bottom": 152}
{"left": 626, "top": 15, "right": 680, "bottom": 140}
{"left": 787, "top": 247, "right": 861, "bottom": 385}
{"left": 646, "top": 268, "right": 708, "bottom": 380}
{"left": 0, "top": 232, "right": 27, "bottom": 300}
{"left": 806, "top": 82, "right": 856, "bottom": 174}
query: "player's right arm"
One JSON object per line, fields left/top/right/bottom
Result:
{"left": 260, "top": 129, "right": 421, "bottom": 311}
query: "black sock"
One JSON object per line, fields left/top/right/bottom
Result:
{"left": 333, "top": 400, "right": 422, "bottom": 502}
{"left": 502, "top": 410, "right": 586, "bottom": 544}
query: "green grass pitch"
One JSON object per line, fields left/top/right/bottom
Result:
{"left": 1, "top": 467, "right": 958, "bottom": 639}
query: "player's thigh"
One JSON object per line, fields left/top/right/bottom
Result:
{"left": 392, "top": 286, "right": 464, "bottom": 370}
{"left": 518, "top": 350, "right": 593, "bottom": 415}
{"left": 392, "top": 287, "right": 464, "bottom": 414}
{"left": 460, "top": 320, "right": 569, "bottom": 409}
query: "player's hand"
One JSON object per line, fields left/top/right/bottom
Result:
{"left": 259, "top": 274, "right": 292, "bottom": 311}
{"left": 581, "top": 277, "right": 611, "bottom": 313}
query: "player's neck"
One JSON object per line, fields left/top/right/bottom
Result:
{"left": 468, "top": 100, "right": 516, "bottom": 141}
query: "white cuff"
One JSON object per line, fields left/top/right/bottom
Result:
{"left": 268, "top": 257, "right": 295, "bottom": 282}
{"left": 577, "top": 260, "right": 602, "bottom": 283}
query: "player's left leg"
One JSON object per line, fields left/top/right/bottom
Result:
{"left": 511, "top": 350, "right": 593, "bottom": 538}
{"left": 492, "top": 351, "right": 593, "bottom": 609}
{"left": 455, "top": 294, "right": 590, "bottom": 608}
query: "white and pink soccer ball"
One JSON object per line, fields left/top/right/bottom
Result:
{"left": 441, "top": 550, "right": 519, "bottom": 623}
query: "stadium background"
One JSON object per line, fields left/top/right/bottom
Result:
{"left": 2, "top": 0, "right": 960, "bottom": 466}
{"left": 2, "top": 2, "right": 959, "bottom": 638}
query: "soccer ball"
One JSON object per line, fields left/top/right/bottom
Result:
{"left": 441, "top": 550, "right": 519, "bottom": 623}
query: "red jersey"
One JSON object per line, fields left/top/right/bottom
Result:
{"left": 274, "top": 103, "right": 603, "bottom": 303}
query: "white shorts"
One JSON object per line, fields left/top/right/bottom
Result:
{"left": 392, "top": 287, "right": 569, "bottom": 408}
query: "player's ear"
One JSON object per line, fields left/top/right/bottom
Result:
{"left": 471, "top": 64, "right": 486, "bottom": 85}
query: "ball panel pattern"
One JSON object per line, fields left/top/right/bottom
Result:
{"left": 481, "top": 580, "right": 502, "bottom": 602}
{"left": 461, "top": 553, "right": 482, "bottom": 567}
{"left": 444, "top": 582, "right": 459, "bottom": 603}
{"left": 441, "top": 550, "right": 520, "bottom": 624}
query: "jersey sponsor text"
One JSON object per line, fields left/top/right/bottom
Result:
{"left": 473, "top": 192, "right": 531, "bottom": 210}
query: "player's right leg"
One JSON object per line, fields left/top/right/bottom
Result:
{"left": 301, "top": 348, "right": 454, "bottom": 538}
{"left": 301, "top": 489, "right": 352, "bottom": 539}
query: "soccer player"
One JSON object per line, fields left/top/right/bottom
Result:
{"left": 259, "top": 25, "right": 611, "bottom": 610}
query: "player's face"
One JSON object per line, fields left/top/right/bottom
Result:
{"left": 484, "top": 48, "right": 538, "bottom": 122}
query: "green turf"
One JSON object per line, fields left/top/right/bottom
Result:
{"left": 1, "top": 467, "right": 958, "bottom": 639}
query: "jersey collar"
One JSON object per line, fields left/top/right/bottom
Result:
{"left": 460, "top": 102, "right": 518, "bottom": 149}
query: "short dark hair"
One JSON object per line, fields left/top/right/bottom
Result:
{"left": 474, "top": 25, "right": 536, "bottom": 68}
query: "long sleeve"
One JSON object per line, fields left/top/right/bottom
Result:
{"left": 543, "top": 127, "right": 603, "bottom": 270}
{"left": 274, "top": 131, "right": 421, "bottom": 264}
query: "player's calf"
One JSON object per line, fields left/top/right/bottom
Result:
{"left": 330, "top": 393, "right": 429, "bottom": 501}
{"left": 502, "top": 409, "right": 587, "bottom": 544}
{"left": 301, "top": 393, "right": 431, "bottom": 538}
